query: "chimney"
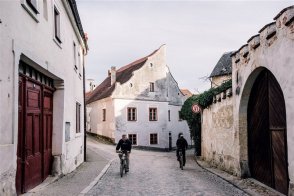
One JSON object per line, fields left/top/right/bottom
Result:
{"left": 110, "top": 66, "right": 116, "bottom": 85}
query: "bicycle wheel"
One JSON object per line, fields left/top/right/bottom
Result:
{"left": 124, "top": 160, "right": 128, "bottom": 174}
{"left": 120, "top": 161, "right": 124, "bottom": 177}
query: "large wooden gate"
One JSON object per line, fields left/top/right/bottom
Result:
{"left": 248, "top": 69, "right": 289, "bottom": 195}
{"left": 16, "top": 62, "right": 54, "bottom": 194}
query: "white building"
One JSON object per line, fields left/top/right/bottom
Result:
{"left": 0, "top": 0, "right": 87, "bottom": 194}
{"left": 86, "top": 45, "right": 190, "bottom": 150}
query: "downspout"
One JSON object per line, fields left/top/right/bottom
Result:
{"left": 83, "top": 54, "right": 87, "bottom": 162}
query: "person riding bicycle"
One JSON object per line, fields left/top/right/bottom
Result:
{"left": 116, "top": 134, "right": 132, "bottom": 172}
{"left": 176, "top": 133, "right": 188, "bottom": 167}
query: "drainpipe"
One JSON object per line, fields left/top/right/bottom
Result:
{"left": 83, "top": 54, "right": 87, "bottom": 162}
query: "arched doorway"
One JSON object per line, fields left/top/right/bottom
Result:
{"left": 247, "top": 69, "right": 289, "bottom": 195}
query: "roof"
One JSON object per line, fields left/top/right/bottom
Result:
{"left": 86, "top": 48, "right": 160, "bottom": 104}
{"left": 210, "top": 52, "right": 233, "bottom": 78}
{"left": 67, "top": 0, "right": 88, "bottom": 49}
{"left": 180, "top": 89, "right": 193, "bottom": 98}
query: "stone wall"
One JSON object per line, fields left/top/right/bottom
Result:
{"left": 201, "top": 88, "right": 239, "bottom": 175}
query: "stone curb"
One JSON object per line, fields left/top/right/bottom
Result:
{"left": 78, "top": 158, "right": 115, "bottom": 195}
{"left": 192, "top": 156, "right": 251, "bottom": 196}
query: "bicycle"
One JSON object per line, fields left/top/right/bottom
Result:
{"left": 117, "top": 150, "right": 128, "bottom": 177}
{"left": 178, "top": 149, "right": 184, "bottom": 170}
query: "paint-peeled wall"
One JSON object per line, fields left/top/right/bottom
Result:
{"left": 201, "top": 91, "right": 238, "bottom": 175}
{"left": 231, "top": 6, "right": 294, "bottom": 194}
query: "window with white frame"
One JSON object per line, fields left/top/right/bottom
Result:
{"left": 54, "top": 6, "right": 61, "bottom": 43}
{"left": 150, "top": 133, "right": 158, "bottom": 145}
{"left": 127, "top": 107, "right": 137, "bottom": 121}
{"left": 128, "top": 134, "right": 137, "bottom": 145}
{"left": 149, "top": 108, "right": 157, "bottom": 121}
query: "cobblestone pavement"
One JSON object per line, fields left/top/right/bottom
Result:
{"left": 86, "top": 149, "right": 248, "bottom": 196}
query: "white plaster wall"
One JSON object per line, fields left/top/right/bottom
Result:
{"left": 87, "top": 97, "right": 115, "bottom": 139}
{"left": 231, "top": 7, "right": 294, "bottom": 188}
{"left": 114, "top": 99, "right": 169, "bottom": 148}
{"left": 0, "top": 0, "right": 86, "bottom": 192}
{"left": 167, "top": 105, "right": 191, "bottom": 147}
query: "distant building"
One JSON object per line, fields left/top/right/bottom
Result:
{"left": 0, "top": 0, "right": 87, "bottom": 194}
{"left": 86, "top": 45, "right": 190, "bottom": 150}
{"left": 209, "top": 52, "right": 233, "bottom": 88}
{"left": 180, "top": 89, "right": 193, "bottom": 99}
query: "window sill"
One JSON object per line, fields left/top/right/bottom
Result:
{"left": 53, "top": 38, "right": 62, "bottom": 49}
{"left": 21, "top": 0, "right": 39, "bottom": 23}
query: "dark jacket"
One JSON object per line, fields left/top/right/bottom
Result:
{"left": 176, "top": 137, "right": 188, "bottom": 150}
{"left": 116, "top": 139, "right": 132, "bottom": 152}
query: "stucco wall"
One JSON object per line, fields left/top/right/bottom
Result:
{"left": 231, "top": 6, "right": 294, "bottom": 193}
{"left": 0, "top": 0, "right": 86, "bottom": 193}
{"left": 202, "top": 91, "right": 238, "bottom": 175}
{"left": 87, "top": 97, "right": 115, "bottom": 139}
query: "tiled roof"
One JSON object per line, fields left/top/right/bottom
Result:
{"left": 86, "top": 48, "right": 159, "bottom": 104}
{"left": 210, "top": 52, "right": 233, "bottom": 78}
{"left": 180, "top": 89, "right": 193, "bottom": 98}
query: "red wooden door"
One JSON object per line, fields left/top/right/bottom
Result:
{"left": 43, "top": 89, "right": 53, "bottom": 179}
{"left": 24, "top": 80, "right": 43, "bottom": 191}
{"left": 248, "top": 69, "right": 289, "bottom": 195}
{"left": 17, "top": 66, "right": 54, "bottom": 194}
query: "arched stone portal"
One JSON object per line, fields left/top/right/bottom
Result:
{"left": 239, "top": 68, "right": 289, "bottom": 195}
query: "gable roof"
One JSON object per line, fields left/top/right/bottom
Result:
{"left": 86, "top": 48, "right": 160, "bottom": 104}
{"left": 210, "top": 52, "right": 233, "bottom": 78}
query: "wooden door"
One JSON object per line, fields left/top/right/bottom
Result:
{"left": 17, "top": 66, "right": 54, "bottom": 193}
{"left": 24, "top": 80, "right": 43, "bottom": 191}
{"left": 43, "top": 89, "right": 53, "bottom": 179}
{"left": 248, "top": 69, "right": 289, "bottom": 195}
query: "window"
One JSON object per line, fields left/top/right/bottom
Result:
{"left": 102, "top": 109, "right": 106, "bottom": 121}
{"left": 150, "top": 133, "right": 158, "bottom": 145}
{"left": 26, "top": 0, "right": 38, "bottom": 13}
{"left": 127, "top": 107, "right": 137, "bottom": 121}
{"left": 128, "top": 134, "right": 137, "bottom": 145}
{"left": 54, "top": 7, "right": 61, "bottom": 43}
{"left": 178, "top": 111, "right": 182, "bottom": 121}
{"left": 149, "top": 108, "right": 157, "bottom": 121}
{"left": 168, "top": 110, "right": 171, "bottom": 121}
{"left": 150, "top": 82, "right": 154, "bottom": 92}
{"left": 76, "top": 102, "right": 81, "bottom": 133}
{"left": 73, "top": 42, "right": 77, "bottom": 71}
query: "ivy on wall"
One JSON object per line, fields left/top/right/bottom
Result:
{"left": 179, "top": 79, "right": 232, "bottom": 154}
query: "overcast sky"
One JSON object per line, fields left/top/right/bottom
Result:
{"left": 77, "top": 0, "right": 293, "bottom": 93}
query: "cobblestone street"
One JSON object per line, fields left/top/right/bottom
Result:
{"left": 86, "top": 147, "right": 248, "bottom": 196}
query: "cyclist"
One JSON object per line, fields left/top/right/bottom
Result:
{"left": 176, "top": 133, "right": 188, "bottom": 167}
{"left": 116, "top": 134, "right": 132, "bottom": 172}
